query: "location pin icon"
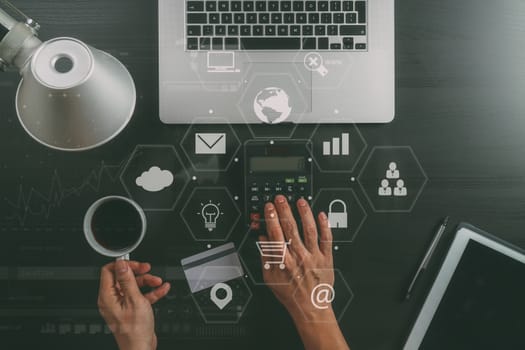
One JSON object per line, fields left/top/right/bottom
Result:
{"left": 210, "top": 283, "right": 233, "bottom": 310}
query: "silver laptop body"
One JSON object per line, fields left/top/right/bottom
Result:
{"left": 159, "top": 0, "right": 394, "bottom": 124}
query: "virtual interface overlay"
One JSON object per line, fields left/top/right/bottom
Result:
{"left": 0, "top": 122, "right": 427, "bottom": 345}
{"left": 160, "top": 0, "right": 395, "bottom": 125}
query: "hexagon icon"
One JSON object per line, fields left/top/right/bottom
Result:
{"left": 181, "top": 187, "right": 241, "bottom": 242}
{"left": 180, "top": 117, "right": 242, "bottom": 172}
{"left": 190, "top": 266, "right": 252, "bottom": 324}
{"left": 293, "top": 269, "right": 354, "bottom": 323}
{"left": 120, "top": 145, "right": 190, "bottom": 211}
{"left": 358, "top": 146, "right": 428, "bottom": 212}
{"left": 238, "top": 230, "right": 297, "bottom": 286}
{"left": 183, "top": 51, "right": 244, "bottom": 90}
{"left": 237, "top": 62, "right": 311, "bottom": 138}
{"left": 309, "top": 124, "right": 367, "bottom": 173}
{"left": 295, "top": 51, "right": 358, "bottom": 91}
{"left": 312, "top": 189, "right": 367, "bottom": 243}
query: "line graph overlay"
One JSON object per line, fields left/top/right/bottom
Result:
{"left": 3, "top": 159, "right": 129, "bottom": 225}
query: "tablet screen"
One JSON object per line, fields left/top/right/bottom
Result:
{"left": 419, "top": 239, "right": 525, "bottom": 349}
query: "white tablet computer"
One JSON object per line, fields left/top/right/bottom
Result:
{"left": 404, "top": 224, "right": 525, "bottom": 350}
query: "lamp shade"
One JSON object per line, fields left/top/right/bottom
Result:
{"left": 16, "top": 37, "right": 136, "bottom": 151}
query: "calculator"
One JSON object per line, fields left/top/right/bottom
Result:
{"left": 244, "top": 140, "right": 313, "bottom": 232}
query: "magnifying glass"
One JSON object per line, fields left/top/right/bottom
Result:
{"left": 304, "top": 52, "right": 329, "bottom": 77}
{"left": 83, "top": 196, "right": 146, "bottom": 260}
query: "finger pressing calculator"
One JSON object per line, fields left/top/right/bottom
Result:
{"left": 244, "top": 140, "right": 314, "bottom": 233}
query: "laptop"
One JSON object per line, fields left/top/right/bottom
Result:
{"left": 159, "top": 0, "right": 395, "bottom": 124}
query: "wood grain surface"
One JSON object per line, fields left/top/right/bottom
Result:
{"left": 0, "top": 1, "right": 524, "bottom": 349}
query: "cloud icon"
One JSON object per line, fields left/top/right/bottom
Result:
{"left": 135, "top": 166, "right": 174, "bottom": 192}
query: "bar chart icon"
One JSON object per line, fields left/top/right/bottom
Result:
{"left": 323, "top": 133, "right": 350, "bottom": 156}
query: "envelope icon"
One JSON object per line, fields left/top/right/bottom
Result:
{"left": 195, "top": 133, "right": 226, "bottom": 155}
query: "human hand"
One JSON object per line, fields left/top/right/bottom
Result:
{"left": 260, "top": 195, "right": 334, "bottom": 322}
{"left": 261, "top": 196, "right": 349, "bottom": 350}
{"left": 98, "top": 260, "right": 171, "bottom": 350}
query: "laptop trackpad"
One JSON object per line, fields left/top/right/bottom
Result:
{"left": 239, "top": 62, "right": 312, "bottom": 124}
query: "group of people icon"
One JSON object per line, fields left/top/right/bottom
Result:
{"left": 378, "top": 162, "right": 407, "bottom": 197}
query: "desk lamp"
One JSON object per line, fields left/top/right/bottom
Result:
{"left": 0, "top": 0, "right": 136, "bottom": 151}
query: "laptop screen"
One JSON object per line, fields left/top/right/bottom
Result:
{"left": 420, "top": 240, "right": 525, "bottom": 349}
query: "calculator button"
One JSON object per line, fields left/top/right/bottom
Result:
{"left": 250, "top": 186, "right": 259, "bottom": 192}
{"left": 251, "top": 195, "right": 260, "bottom": 202}
{"left": 250, "top": 221, "right": 261, "bottom": 230}
{"left": 297, "top": 176, "right": 308, "bottom": 184}
{"left": 263, "top": 194, "right": 272, "bottom": 202}
{"left": 264, "top": 185, "right": 272, "bottom": 192}
{"left": 250, "top": 212, "right": 261, "bottom": 221}
{"left": 285, "top": 178, "right": 295, "bottom": 184}
{"left": 251, "top": 205, "right": 260, "bottom": 212}
{"left": 286, "top": 185, "right": 294, "bottom": 192}
{"left": 287, "top": 195, "right": 295, "bottom": 202}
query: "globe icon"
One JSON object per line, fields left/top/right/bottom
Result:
{"left": 253, "top": 87, "right": 292, "bottom": 124}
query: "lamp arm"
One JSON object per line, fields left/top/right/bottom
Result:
{"left": 0, "top": 7, "right": 17, "bottom": 31}
{"left": 0, "top": 1, "right": 41, "bottom": 72}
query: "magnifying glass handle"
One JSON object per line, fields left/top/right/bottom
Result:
{"left": 117, "top": 254, "right": 130, "bottom": 261}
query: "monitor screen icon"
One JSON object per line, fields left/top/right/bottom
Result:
{"left": 207, "top": 51, "right": 239, "bottom": 73}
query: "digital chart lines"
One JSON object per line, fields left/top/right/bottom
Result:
{"left": 3, "top": 159, "right": 128, "bottom": 226}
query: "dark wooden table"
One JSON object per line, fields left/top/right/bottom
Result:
{"left": 0, "top": 0, "right": 524, "bottom": 349}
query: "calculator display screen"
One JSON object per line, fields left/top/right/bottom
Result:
{"left": 250, "top": 156, "right": 306, "bottom": 173}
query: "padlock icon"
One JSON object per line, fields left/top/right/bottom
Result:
{"left": 328, "top": 199, "right": 348, "bottom": 229}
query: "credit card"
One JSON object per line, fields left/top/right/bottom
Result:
{"left": 181, "top": 242, "right": 243, "bottom": 293}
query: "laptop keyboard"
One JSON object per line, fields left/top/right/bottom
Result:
{"left": 186, "top": 1, "right": 368, "bottom": 51}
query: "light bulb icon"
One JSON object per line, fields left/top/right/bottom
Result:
{"left": 200, "top": 201, "right": 223, "bottom": 232}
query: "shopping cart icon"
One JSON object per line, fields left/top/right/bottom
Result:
{"left": 256, "top": 240, "right": 292, "bottom": 270}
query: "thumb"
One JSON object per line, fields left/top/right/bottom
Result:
{"left": 115, "top": 260, "right": 141, "bottom": 300}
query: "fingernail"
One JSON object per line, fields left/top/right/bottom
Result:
{"left": 276, "top": 195, "right": 286, "bottom": 204}
{"left": 320, "top": 212, "right": 328, "bottom": 220}
{"left": 116, "top": 260, "right": 128, "bottom": 273}
{"left": 265, "top": 204, "right": 276, "bottom": 218}
{"left": 298, "top": 199, "right": 308, "bottom": 207}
